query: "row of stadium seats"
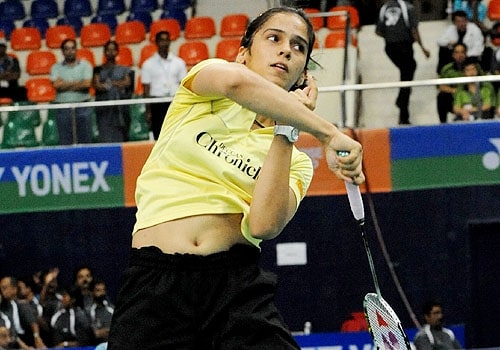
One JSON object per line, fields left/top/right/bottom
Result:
{"left": 18, "top": 28, "right": 356, "bottom": 77}
{"left": 13, "top": 27, "right": 357, "bottom": 105}
{"left": 1, "top": 13, "right": 248, "bottom": 49}
{"left": 0, "top": 0, "right": 191, "bottom": 20}
{"left": 2, "top": 5, "right": 360, "bottom": 51}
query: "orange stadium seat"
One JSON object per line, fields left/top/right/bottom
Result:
{"left": 150, "top": 18, "right": 181, "bottom": 42}
{"left": 10, "top": 27, "right": 41, "bottom": 50}
{"left": 184, "top": 16, "right": 216, "bottom": 39}
{"left": 324, "top": 30, "right": 357, "bottom": 48}
{"left": 25, "top": 77, "right": 56, "bottom": 103}
{"left": 488, "top": 0, "right": 500, "bottom": 20}
{"left": 45, "top": 25, "right": 76, "bottom": 49}
{"left": 215, "top": 38, "right": 241, "bottom": 62}
{"left": 139, "top": 43, "right": 157, "bottom": 67}
{"left": 103, "top": 46, "right": 134, "bottom": 67}
{"left": 326, "top": 5, "right": 360, "bottom": 30}
{"left": 178, "top": 41, "right": 209, "bottom": 68}
{"left": 115, "top": 20, "right": 146, "bottom": 45}
{"left": 220, "top": 13, "right": 248, "bottom": 37}
{"left": 26, "top": 50, "right": 57, "bottom": 75}
{"left": 76, "top": 48, "right": 96, "bottom": 67}
{"left": 80, "top": 23, "right": 111, "bottom": 47}
{"left": 134, "top": 74, "right": 144, "bottom": 95}
{"left": 304, "top": 8, "right": 324, "bottom": 31}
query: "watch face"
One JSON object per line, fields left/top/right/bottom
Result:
{"left": 291, "top": 128, "right": 299, "bottom": 141}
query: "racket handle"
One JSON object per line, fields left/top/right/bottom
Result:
{"left": 345, "top": 181, "right": 365, "bottom": 223}
{"left": 336, "top": 151, "right": 365, "bottom": 222}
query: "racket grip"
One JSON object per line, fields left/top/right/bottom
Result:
{"left": 345, "top": 181, "right": 365, "bottom": 222}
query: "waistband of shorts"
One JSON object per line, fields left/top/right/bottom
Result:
{"left": 129, "top": 244, "right": 260, "bottom": 270}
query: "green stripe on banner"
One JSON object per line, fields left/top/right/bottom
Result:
{"left": 392, "top": 154, "right": 500, "bottom": 191}
{"left": 0, "top": 176, "right": 124, "bottom": 214}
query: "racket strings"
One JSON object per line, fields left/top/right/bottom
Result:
{"left": 365, "top": 295, "right": 411, "bottom": 349}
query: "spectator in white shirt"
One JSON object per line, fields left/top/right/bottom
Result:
{"left": 141, "top": 31, "right": 187, "bottom": 140}
{"left": 437, "top": 10, "right": 484, "bottom": 73}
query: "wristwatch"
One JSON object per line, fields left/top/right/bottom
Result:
{"left": 273, "top": 125, "right": 299, "bottom": 143}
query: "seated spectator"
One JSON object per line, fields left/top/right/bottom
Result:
{"left": 0, "top": 313, "right": 14, "bottom": 349}
{"left": 453, "top": 0, "right": 489, "bottom": 34}
{"left": 0, "top": 276, "right": 47, "bottom": 349}
{"left": 87, "top": 278, "right": 114, "bottom": 344}
{"left": 414, "top": 300, "right": 461, "bottom": 350}
{"left": 38, "top": 268, "right": 62, "bottom": 333}
{"left": 453, "top": 57, "right": 495, "bottom": 121}
{"left": 0, "top": 38, "right": 27, "bottom": 102}
{"left": 16, "top": 277, "right": 48, "bottom": 344}
{"left": 489, "top": 22, "right": 500, "bottom": 89}
{"left": 0, "top": 326, "right": 12, "bottom": 350}
{"left": 437, "top": 43, "right": 467, "bottom": 123}
{"left": 50, "top": 286, "right": 94, "bottom": 348}
{"left": 93, "top": 40, "right": 133, "bottom": 143}
{"left": 72, "top": 266, "right": 94, "bottom": 312}
{"left": 437, "top": 10, "right": 484, "bottom": 73}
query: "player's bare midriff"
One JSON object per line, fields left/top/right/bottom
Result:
{"left": 132, "top": 213, "right": 251, "bottom": 255}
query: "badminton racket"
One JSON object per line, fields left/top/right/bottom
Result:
{"left": 338, "top": 151, "right": 411, "bottom": 349}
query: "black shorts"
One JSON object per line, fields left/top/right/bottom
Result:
{"left": 107, "top": 244, "right": 300, "bottom": 350}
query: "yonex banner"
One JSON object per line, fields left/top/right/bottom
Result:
{"left": 0, "top": 122, "right": 498, "bottom": 213}
{"left": 0, "top": 145, "right": 124, "bottom": 213}
{"left": 391, "top": 121, "right": 500, "bottom": 191}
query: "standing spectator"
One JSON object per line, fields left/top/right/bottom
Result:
{"left": 437, "top": 43, "right": 467, "bottom": 123}
{"left": 93, "top": 40, "right": 133, "bottom": 143}
{"left": 0, "top": 277, "right": 47, "bottom": 349}
{"left": 50, "top": 38, "right": 94, "bottom": 145}
{"left": 376, "top": 0, "right": 430, "bottom": 125}
{"left": 414, "top": 300, "right": 461, "bottom": 350}
{"left": 452, "top": 57, "right": 495, "bottom": 121}
{"left": 0, "top": 38, "right": 26, "bottom": 102}
{"left": 141, "top": 31, "right": 187, "bottom": 140}
{"left": 437, "top": 10, "right": 484, "bottom": 74}
{"left": 87, "top": 279, "right": 114, "bottom": 344}
{"left": 50, "top": 287, "right": 94, "bottom": 348}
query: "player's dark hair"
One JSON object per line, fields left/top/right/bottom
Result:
{"left": 240, "top": 7, "right": 316, "bottom": 68}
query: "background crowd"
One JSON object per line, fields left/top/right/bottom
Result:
{"left": 0, "top": 267, "right": 113, "bottom": 349}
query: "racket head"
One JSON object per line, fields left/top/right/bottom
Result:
{"left": 363, "top": 293, "right": 411, "bottom": 350}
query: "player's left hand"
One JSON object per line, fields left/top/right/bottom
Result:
{"left": 290, "top": 73, "right": 318, "bottom": 111}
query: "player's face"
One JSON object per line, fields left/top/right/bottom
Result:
{"left": 237, "top": 13, "right": 308, "bottom": 91}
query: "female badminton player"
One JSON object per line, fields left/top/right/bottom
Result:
{"left": 107, "top": 6, "right": 364, "bottom": 350}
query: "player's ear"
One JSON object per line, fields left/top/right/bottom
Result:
{"left": 235, "top": 46, "right": 248, "bottom": 64}
{"left": 293, "top": 70, "right": 307, "bottom": 89}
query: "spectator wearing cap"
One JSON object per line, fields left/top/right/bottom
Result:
{"left": 0, "top": 38, "right": 27, "bottom": 102}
